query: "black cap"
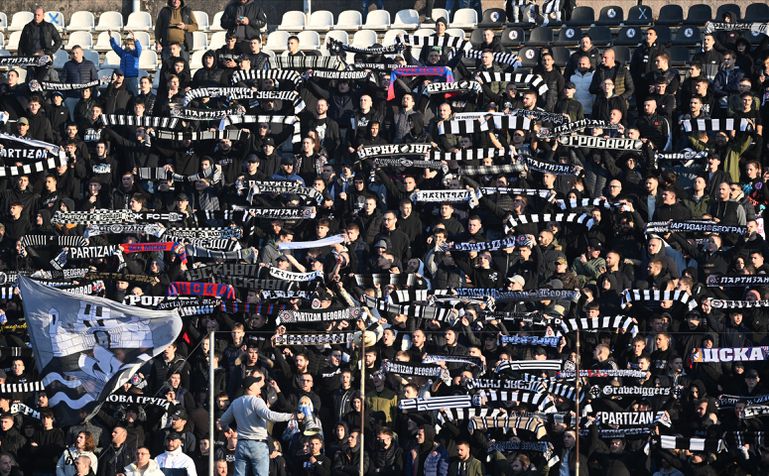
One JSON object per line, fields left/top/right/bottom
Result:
{"left": 565, "top": 82, "right": 576, "bottom": 89}
{"left": 247, "top": 153, "right": 260, "bottom": 163}
{"left": 280, "top": 156, "right": 295, "bottom": 166}
{"left": 176, "top": 193, "right": 189, "bottom": 202}
{"left": 172, "top": 409, "right": 188, "bottom": 420}
{"left": 263, "top": 137, "right": 275, "bottom": 147}
{"left": 242, "top": 375, "right": 263, "bottom": 389}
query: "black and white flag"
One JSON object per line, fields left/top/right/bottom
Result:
{"left": 621, "top": 289, "right": 698, "bottom": 310}
{"left": 18, "top": 277, "right": 182, "bottom": 426}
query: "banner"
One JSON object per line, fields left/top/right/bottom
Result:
{"left": 17, "top": 277, "right": 181, "bottom": 426}
{"left": 691, "top": 347, "right": 768, "bottom": 363}
{"left": 558, "top": 135, "right": 643, "bottom": 151}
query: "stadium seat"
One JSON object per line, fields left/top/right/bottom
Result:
{"left": 94, "top": 31, "right": 120, "bottom": 52}
{"left": 266, "top": 31, "right": 290, "bottom": 52}
{"left": 392, "top": 9, "right": 419, "bottom": 30}
{"left": 431, "top": 9, "right": 450, "bottom": 23}
{"left": 278, "top": 11, "right": 306, "bottom": 32}
{"left": 325, "top": 30, "right": 349, "bottom": 46}
{"left": 133, "top": 32, "right": 151, "bottom": 49}
{"left": 654, "top": 25, "right": 672, "bottom": 46}
{"left": 414, "top": 28, "right": 434, "bottom": 37}
{"left": 336, "top": 10, "right": 363, "bottom": 31}
{"left": 672, "top": 26, "right": 701, "bottom": 47}
{"left": 745, "top": 3, "right": 769, "bottom": 22}
{"left": 0, "top": 33, "right": 4, "bottom": 49}
{"left": 382, "top": 29, "right": 406, "bottom": 46}
{"left": 595, "top": 6, "right": 623, "bottom": 27}
{"left": 500, "top": 27, "right": 524, "bottom": 49}
{"left": 716, "top": 4, "right": 740, "bottom": 21}
{"left": 103, "top": 51, "right": 121, "bottom": 68}
{"left": 0, "top": 13, "right": 7, "bottom": 31}
{"left": 445, "top": 28, "right": 466, "bottom": 39}
{"left": 478, "top": 8, "right": 506, "bottom": 28}
{"left": 210, "top": 11, "right": 225, "bottom": 32}
{"left": 189, "top": 50, "right": 206, "bottom": 70}
{"left": 83, "top": 49, "right": 99, "bottom": 66}
{"left": 587, "top": 26, "right": 611, "bottom": 47}
{"left": 551, "top": 46, "right": 570, "bottom": 68}
{"left": 297, "top": 31, "right": 320, "bottom": 50}
{"left": 67, "top": 11, "right": 95, "bottom": 31}
{"left": 8, "top": 12, "right": 34, "bottom": 32}
{"left": 625, "top": 6, "right": 653, "bottom": 26}
{"left": 613, "top": 45, "right": 630, "bottom": 64}
{"left": 126, "top": 12, "right": 152, "bottom": 31}
{"left": 5, "top": 31, "right": 20, "bottom": 51}
{"left": 668, "top": 46, "right": 690, "bottom": 67}
{"left": 363, "top": 10, "right": 391, "bottom": 31}
{"left": 95, "top": 11, "right": 123, "bottom": 32}
{"left": 451, "top": 9, "right": 478, "bottom": 29}
{"left": 65, "top": 31, "right": 93, "bottom": 50}
{"left": 307, "top": 11, "right": 334, "bottom": 32}
{"left": 469, "top": 29, "right": 484, "bottom": 48}
{"left": 684, "top": 4, "right": 711, "bottom": 25}
{"left": 352, "top": 29, "right": 378, "bottom": 48}
{"left": 527, "top": 27, "right": 552, "bottom": 47}
{"left": 553, "top": 26, "right": 581, "bottom": 47}
{"left": 191, "top": 31, "right": 208, "bottom": 51}
{"left": 209, "top": 31, "right": 227, "bottom": 50}
{"left": 193, "top": 11, "right": 209, "bottom": 32}
{"left": 139, "top": 49, "right": 158, "bottom": 70}
{"left": 656, "top": 5, "right": 683, "bottom": 26}
{"left": 518, "top": 47, "right": 539, "bottom": 67}
{"left": 52, "top": 49, "right": 69, "bottom": 69}
{"left": 565, "top": 6, "right": 594, "bottom": 27}
{"left": 97, "top": 67, "right": 115, "bottom": 81}
{"left": 613, "top": 27, "right": 642, "bottom": 46}
{"left": 45, "top": 11, "right": 65, "bottom": 31}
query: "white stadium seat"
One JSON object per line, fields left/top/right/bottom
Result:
{"left": 336, "top": 10, "right": 363, "bottom": 31}
{"left": 307, "top": 11, "right": 334, "bottom": 32}
{"left": 451, "top": 8, "right": 478, "bottom": 29}
{"left": 393, "top": 9, "right": 420, "bottom": 30}
{"left": 363, "top": 10, "right": 391, "bottom": 31}
{"left": 45, "top": 11, "right": 65, "bottom": 31}
{"left": 126, "top": 12, "right": 152, "bottom": 31}
{"left": 67, "top": 11, "right": 95, "bottom": 32}
{"left": 8, "top": 12, "right": 34, "bottom": 32}
{"left": 95, "top": 11, "right": 124, "bottom": 32}
{"left": 193, "top": 11, "right": 209, "bottom": 32}
{"left": 65, "top": 31, "right": 93, "bottom": 50}
{"left": 278, "top": 11, "right": 306, "bottom": 32}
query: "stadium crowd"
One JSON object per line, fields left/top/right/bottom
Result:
{"left": 0, "top": 0, "right": 767, "bottom": 475}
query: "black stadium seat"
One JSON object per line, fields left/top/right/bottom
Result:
{"left": 613, "top": 27, "right": 642, "bottom": 47}
{"left": 671, "top": 26, "right": 701, "bottom": 47}
{"left": 469, "top": 29, "right": 485, "bottom": 48}
{"left": 500, "top": 27, "right": 525, "bottom": 48}
{"left": 654, "top": 25, "right": 672, "bottom": 46}
{"left": 565, "top": 6, "right": 594, "bottom": 27}
{"left": 596, "top": 6, "right": 623, "bottom": 27}
{"left": 587, "top": 26, "right": 611, "bottom": 47}
{"left": 685, "top": 4, "right": 712, "bottom": 25}
{"left": 612, "top": 45, "right": 631, "bottom": 64}
{"left": 527, "top": 26, "right": 553, "bottom": 47}
{"left": 656, "top": 5, "right": 683, "bottom": 26}
{"left": 518, "top": 47, "right": 540, "bottom": 67}
{"left": 745, "top": 3, "right": 769, "bottom": 22}
{"left": 478, "top": 8, "right": 506, "bottom": 28}
{"left": 625, "top": 5, "right": 653, "bottom": 26}
{"left": 551, "top": 46, "right": 571, "bottom": 68}
{"left": 553, "top": 25, "right": 581, "bottom": 46}
{"left": 716, "top": 4, "right": 740, "bottom": 21}
{"left": 668, "top": 46, "right": 690, "bottom": 67}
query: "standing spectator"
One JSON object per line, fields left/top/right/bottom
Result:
{"left": 109, "top": 30, "right": 142, "bottom": 96}
{"left": 570, "top": 55, "right": 595, "bottom": 116}
{"left": 18, "top": 7, "right": 62, "bottom": 81}
{"left": 97, "top": 426, "right": 135, "bottom": 476}
{"left": 155, "top": 433, "right": 197, "bottom": 476}
{"left": 221, "top": 0, "right": 268, "bottom": 49}
{"left": 60, "top": 46, "right": 99, "bottom": 120}
{"left": 155, "top": 0, "right": 199, "bottom": 56}
{"left": 124, "top": 447, "right": 164, "bottom": 476}
{"left": 55, "top": 431, "right": 98, "bottom": 476}
{"left": 630, "top": 27, "right": 667, "bottom": 105}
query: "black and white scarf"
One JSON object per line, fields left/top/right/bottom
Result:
{"left": 480, "top": 188, "right": 556, "bottom": 202}
{"left": 621, "top": 289, "right": 698, "bottom": 310}
{"left": 52, "top": 210, "right": 183, "bottom": 225}
{"left": 556, "top": 198, "right": 619, "bottom": 210}
{"left": 681, "top": 118, "right": 752, "bottom": 133}
{"left": 704, "top": 22, "right": 769, "bottom": 36}
{"left": 463, "top": 49, "right": 522, "bottom": 67}
{"left": 557, "top": 315, "right": 639, "bottom": 337}
{"left": 269, "top": 267, "right": 323, "bottom": 282}
{"left": 510, "top": 108, "right": 568, "bottom": 125}
{"left": 468, "top": 415, "right": 547, "bottom": 438}
{"left": 717, "top": 393, "right": 769, "bottom": 408}
{"left": 411, "top": 189, "right": 481, "bottom": 206}
{"left": 364, "top": 296, "right": 454, "bottom": 322}
{"left": 691, "top": 346, "right": 768, "bottom": 363}
{"left": 382, "top": 360, "right": 445, "bottom": 378}
{"left": 326, "top": 37, "right": 404, "bottom": 55}
{"left": 438, "top": 116, "right": 534, "bottom": 135}
{"left": 657, "top": 435, "right": 726, "bottom": 453}
{"left": 500, "top": 335, "right": 560, "bottom": 347}
{"left": 357, "top": 143, "right": 432, "bottom": 160}
{"left": 456, "top": 288, "right": 578, "bottom": 302}
{"left": 482, "top": 310, "right": 549, "bottom": 326}
{"left": 458, "top": 164, "right": 523, "bottom": 176}
{"left": 84, "top": 223, "right": 166, "bottom": 238}
{"left": 311, "top": 70, "right": 375, "bottom": 81}
{"left": 431, "top": 148, "right": 511, "bottom": 162}
{"left": 278, "top": 234, "right": 346, "bottom": 251}
{"left": 186, "top": 263, "right": 262, "bottom": 281}
{"left": 0, "top": 132, "right": 64, "bottom": 159}
{"left": 372, "top": 158, "right": 446, "bottom": 171}
{"left": 423, "top": 354, "right": 483, "bottom": 367}
{"left": 246, "top": 180, "right": 323, "bottom": 204}
{"left": 19, "top": 235, "right": 87, "bottom": 249}
{"left": 399, "top": 395, "right": 474, "bottom": 411}
{"left": 165, "top": 226, "right": 242, "bottom": 240}
{"left": 154, "top": 129, "right": 243, "bottom": 142}
{"left": 557, "top": 369, "right": 647, "bottom": 378}
{"left": 645, "top": 220, "right": 747, "bottom": 235}
{"left": 185, "top": 245, "right": 256, "bottom": 262}
{"left": 558, "top": 134, "right": 643, "bottom": 151}
{"left": 222, "top": 115, "right": 300, "bottom": 143}
{"left": 476, "top": 73, "right": 549, "bottom": 97}
{"left": 741, "top": 405, "right": 769, "bottom": 419}
{"left": 123, "top": 295, "right": 220, "bottom": 310}
{"left": 481, "top": 389, "right": 558, "bottom": 413}
{"left": 495, "top": 360, "right": 563, "bottom": 372}
{"left": 705, "top": 274, "right": 769, "bottom": 287}
{"left": 276, "top": 308, "right": 362, "bottom": 325}
{"left": 425, "top": 80, "right": 482, "bottom": 96}
{"left": 100, "top": 115, "right": 178, "bottom": 129}
{"left": 539, "top": 119, "right": 618, "bottom": 138}
{"left": 0, "top": 381, "right": 45, "bottom": 394}
{"left": 273, "top": 332, "right": 354, "bottom": 346}
{"left": 0, "top": 55, "right": 51, "bottom": 67}
{"left": 522, "top": 155, "right": 583, "bottom": 176}
{"left": 274, "top": 55, "right": 343, "bottom": 71}
{"left": 505, "top": 212, "right": 593, "bottom": 232}
{"left": 231, "top": 206, "right": 317, "bottom": 220}
{"left": 352, "top": 273, "right": 425, "bottom": 288}
{"left": 655, "top": 149, "right": 709, "bottom": 162}
{"left": 183, "top": 87, "right": 255, "bottom": 106}
{"left": 709, "top": 298, "right": 769, "bottom": 309}
{"left": 170, "top": 105, "right": 245, "bottom": 121}
{"left": 28, "top": 79, "right": 101, "bottom": 92}
{"left": 444, "top": 235, "right": 525, "bottom": 252}
{"left": 229, "top": 69, "right": 302, "bottom": 87}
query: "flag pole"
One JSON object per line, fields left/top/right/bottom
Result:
{"left": 360, "top": 327, "right": 366, "bottom": 476}
{"left": 575, "top": 328, "right": 581, "bottom": 476}
{"left": 209, "top": 330, "right": 215, "bottom": 476}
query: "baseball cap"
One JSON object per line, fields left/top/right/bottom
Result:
{"left": 263, "top": 137, "right": 275, "bottom": 147}
{"left": 18, "top": 117, "right": 29, "bottom": 125}
{"left": 507, "top": 275, "right": 526, "bottom": 287}
{"left": 247, "top": 153, "right": 260, "bottom": 163}
{"left": 280, "top": 156, "right": 295, "bottom": 166}
{"left": 374, "top": 239, "right": 388, "bottom": 249}
{"left": 565, "top": 82, "right": 576, "bottom": 89}
{"left": 172, "top": 409, "right": 188, "bottom": 420}
{"left": 113, "top": 68, "right": 124, "bottom": 76}
{"left": 242, "top": 375, "right": 263, "bottom": 390}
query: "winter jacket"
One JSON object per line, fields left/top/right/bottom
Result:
{"left": 124, "top": 458, "right": 165, "bottom": 476}
{"left": 221, "top": 0, "right": 267, "bottom": 41}
{"left": 155, "top": 0, "right": 198, "bottom": 51}
{"left": 570, "top": 69, "right": 596, "bottom": 115}
{"left": 19, "top": 19, "right": 62, "bottom": 56}
{"left": 110, "top": 37, "right": 142, "bottom": 78}
{"left": 589, "top": 61, "right": 635, "bottom": 100}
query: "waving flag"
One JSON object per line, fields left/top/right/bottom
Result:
{"left": 18, "top": 277, "right": 182, "bottom": 426}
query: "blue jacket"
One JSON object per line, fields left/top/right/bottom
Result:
{"left": 110, "top": 37, "right": 142, "bottom": 78}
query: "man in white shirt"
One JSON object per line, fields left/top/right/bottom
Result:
{"left": 155, "top": 433, "right": 197, "bottom": 476}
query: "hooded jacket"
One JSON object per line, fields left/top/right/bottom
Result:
{"left": 192, "top": 50, "right": 223, "bottom": 87}
{"left": 155, "top": 0, "right": 198, "bottom": 51}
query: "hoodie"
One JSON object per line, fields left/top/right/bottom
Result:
{"left": 192, "top": 50, "right": 223, "bottom": 88}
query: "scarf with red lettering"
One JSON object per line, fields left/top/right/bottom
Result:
{"left": 167, "top": 282, "right": 236, "bottom": 300}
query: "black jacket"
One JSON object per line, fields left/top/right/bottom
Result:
{"left": 221, "top": 0, "right": 267, "bottom": 40}
{"left": 19, "top": 20, "right": 62, "bottom": 56}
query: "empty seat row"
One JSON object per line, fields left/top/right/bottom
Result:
{"left": 277, "top": 8, "right": 479, "bottom": 33}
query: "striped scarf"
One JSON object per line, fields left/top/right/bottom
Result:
{"left": 273, "top": 332, "right": 354, "bottom": 346}
{"left": 100, "top": 115, "right": 178, "bottom": 129}
{"left": 229, "top": 69, "right": 302, "bottom": 87}
{"left": 183, "top": 87, "right": 255, "bottom": 106}
{"left": 468, "top": 415, "right": 547, "bottom": 438}
{"left": 0, "top": 156, "right": 67, "bottom": 177}
{"left": 495, "top": 360, "right": 563, "bottom": 372}
{"left": 431, "top": 148, "right": 511, "bottom": 161}
{"left": 681, "top": 118, "right": 752, "bottom": 133}
{"left": 364, "top": 296, "right": 455, "bottom": 322}
{"left": 557, "top": 315, "right": 639, "bottom": 337}
{"left": 154, "top": 129, "right": 243, "bottom": 142}
{"left": 476, "top": 73, "right": 550, "bottom": 97}
{"left": 19, "top": 235, "right": 87, "bottom": 249}
{"left": 620, "top": 289, "right": 698, "bottom": 311}
{"left": 505, "top": 212, "right": 594, "bottom": 233}
{"left": 275, "top": 308, "right": 362, "bottom": 325}
{"left": 222, "top": 115, "right": 300, "bottom": 143}
{"left": 522, "top": 155, "right": 583, "bottom": 176}
{"left": 273, "top": 56, "right": 343, "bottom": 71}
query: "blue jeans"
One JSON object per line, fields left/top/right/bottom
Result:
{"left": 235, "top": 440, "right": 269, "bottom": 476}
{"left": 125, "top": 77, "right": 139, "bottom": 96}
